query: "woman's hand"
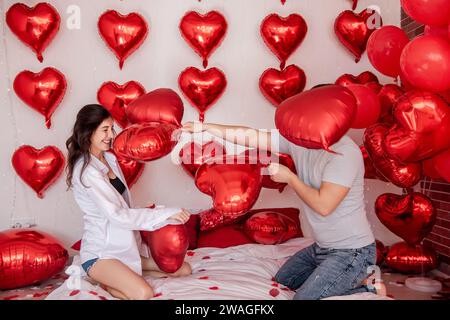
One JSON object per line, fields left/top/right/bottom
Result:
{"left": 267, "top": 163, "right": 296, "bottom": 184}
{"left": 182, "top": 121, "right": 209, "bottom": 134}
{"left": 169, "top": 209, "right": 191, "bottom": 224}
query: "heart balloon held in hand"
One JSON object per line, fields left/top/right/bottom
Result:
{"left": 6, "top": 3, "right": 60, "bottom": 62}
{"left": 113, "top": 122, "right": 179, "bottom": 162}
{"left": 195, "top": 156, "right": 263, "bottom": 217}
{"left": 14, "top": 67, "right": 67, "bottom": 129}
{"left": 98, "top": 10, "right": 148, "bottom": 69}
{"left": 375, "top": 192, "right": 436, "bottom": 245}
{"left": 0, "top": 229, "right": 68, "bottom": 290}
{"left": 179, "top": 141, "right": 226, "bottom": 178}
{"left": 141, "top": 224, "right": 189, "bottom": 274}
{"left": 12, "top": 145, "right": 65, "bottom": 198}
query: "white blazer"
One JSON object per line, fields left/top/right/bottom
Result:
{"left": 71, "top": 151, "right": 180, "bottom": 276}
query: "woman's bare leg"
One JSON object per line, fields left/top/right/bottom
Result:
{"left": 88, "top": 259, "right": 154, "bottom": 300}
{"left": 141, "top": 256, "right": 192, "bottom": 278}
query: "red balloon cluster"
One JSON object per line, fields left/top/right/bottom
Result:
{"left": 0, "top": 229, "right": 68, "bottom": 290}
{"left": 141, "top": 224, "right": 189, "bottom": 273}
{"left": 12, "top": 145, "right": 65, "bottom": 198}
{"left": 113, "top": 89, "right": 184, "bottom": 162}
{"left": 6, "top": 3, "right": 60, "bottom": 62}
{"left": 98, "top": 10, "right": 148, "bottom": 69}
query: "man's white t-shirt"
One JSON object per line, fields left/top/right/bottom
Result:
{"left": 273, "top": 131, "right": 375, "bottom": 249}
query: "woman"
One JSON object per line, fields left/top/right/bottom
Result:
{"left": 66, "top": 104, "right": 192, "bottom": 300}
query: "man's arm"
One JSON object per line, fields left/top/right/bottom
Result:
{"left": 268, "top": 163, "right": 350, "bottom": 217}
{"left": 182, "top": 122, "right": 273, "bottom": 151}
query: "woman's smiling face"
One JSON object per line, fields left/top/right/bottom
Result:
{"left": 90, "top": 117, "right": 115, "bottom": 154}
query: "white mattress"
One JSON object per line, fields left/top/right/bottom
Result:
{"left": 45, "top": 237, "right": 391, "bottom": 300}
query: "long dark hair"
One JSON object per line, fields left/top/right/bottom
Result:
{"left": 66, "top": 104, "right": 112, "bottom": 189}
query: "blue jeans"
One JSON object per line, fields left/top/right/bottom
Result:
{"left": 275, "top": 242, "right": 377, "bottom": 300}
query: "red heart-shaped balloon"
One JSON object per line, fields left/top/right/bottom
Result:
{"left": 126, "top": 88, "right": 184, "bottom": 127}
{"left": 108, "top": 150, "right": 144, "bottom": 188}
{"left": 334, "top": 9, "right": 382, "bottom": 62}
{"left": 359, "top": 145, "right": 388, "bottom": 182}
{"left": 378, "top": 84, "right": 405, "bottom": 124}
{"left": 363, "top": 124, "right": 422, "bottom": 188}
{"left": 179, "top": 141, "right": 226, "bottom": 178}
{"left": 425, "top": 148, "right": 450, "bottom": 183}
{"left": 179, "top": 11, "right": 227, "bottom": 68}
{"left": 259, "top": 65, "right": 306, "bottom": 107}
{"left": 198, "top": 208, "right": 243, "bottom": 231}
{"left": 97, "top": 81, "right": 145, "bottom": 129}
{"left": 0, "top": 229, "right": 68, "bottom": 290}
{"left": 141, "top": 224, "right": 189, "bottom": 273}
{"left": 335, "top": 71, "right": 382, "bottom": 93}
{"left": 350, "top": 0, "right": 359, "bottom": 10}
{"left": 345, "top": 84, "right": 381, "bottom": 129}
{"left": 98, "top": 10, "right": 148, "bottom": 69}
{"left": 375, "top": 192, "right": 436, "bottom": 245}
{"left": 243, "top": 211, "right": 300, "bottom": 245}
{"left": 113, "top": 122, "right": 179, "bottom": 162}
{"left": 241, "top": 149, "right": 297, "bottom": 192}
{"left": 14, "top": 67, "right": 67, "bottom": 129}
{"left": 384, "top": 91, "right": 450, "bottom": 163}
{"left": 385, "top": 242, "right": 438, "bottom": 273}
{"left": 6, "top": 3, "right": 60, "bottom": 62}
{"left": 275, "top": 85, "right": 357, "bottom": 151}
{"left": 195, "top": 155, "right": 263, "bottom": 217}
{"left": 11, "top": 145, "right": 65, "bottom": 198}
{"left": 260, "top": 13, "right": 308, "bottom": 69}
{"left": 179, "top": 67, "right": 227, "bottom": 122}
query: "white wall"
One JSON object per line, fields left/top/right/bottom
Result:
{"left": 0, "top": 0, "right": 403, "bottom": 253}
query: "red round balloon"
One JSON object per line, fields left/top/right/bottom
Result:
{"left": 275, "top": 85, "right": 356, "bottom": 152}
{"left": 14, "top": 67, "right": 67, "bottom": 129}
{"left": 401, "top": 0, "right": 450, "bottom": 27}
{"left": 259, "top": 65, "right": 306, "bottom": 107}
{"left": 384, "top": 91, "right": 450, "bottom": 163}
{"left": 97, "top": 81, "right": 145, "bottom": 129}
{"left": 179, "top": 11, "right": 227, "bottom": 68}
{"left": 345, "top": 84, "right": 381, "bottom": 129}
{"left": 141, "top": 224, "right": 189, "bottom": 273}
{"left": 424, "top": 25, "right": 450, "bottom": 39}
{"left": 113, "top": 122, "right": 179, "bottom": 162}
{"left": 0, "top": 229, "right": 68, "bottom": 290}
{"left": 126, "top": 88, "right": 184, "bottom": 127}
{"left": 179, "top": 140, "right": 226, "bottom": 178}
{"left": 375, "top": 192, "right": 436, "bottom": 245}
{"left": 6, "top": 3, "right": 60, "bottom": 62}
{"left": 195, "top": 155, "right": 263, "bottom": 217}
{"left": 178, "top": 67, "right": 227, "bottom": 122}
{"left": 367, "top": 26, "right": 410, "bottom": 78}
{"left": 243, "top": 211, "right": 300, "bottom": 245}
{"left": 385, "top": 242, "right": 438, "bottom": 273}
{"left": 400, "top": 35, "right": 450, "bottom": 92}
{"left": 363, "top": 124, "right": 422, "bottom": 188}
{"left": 334, "top": 9, "right": 382, "bottom": 63}
{"left": 260, "top": 13, "right": 308, "bottom": 69}
{"left": 98, "top": 10, "right": 148, "bottom": 69}
{"left": 12, "top": 145, "right": 65, "bottom": 198}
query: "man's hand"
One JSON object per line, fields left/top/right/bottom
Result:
{"left": 182, "top": 122, "right": 209, "bottom": 134}
{"left": 169, "top": 209, "right": 191, "bottom": 224}
{"left": 267, "top": 162, "right": 296, "bottom": 184}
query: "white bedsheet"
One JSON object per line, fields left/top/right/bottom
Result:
{"left": 45, "top": 238, "right": 391, "bottom": 300}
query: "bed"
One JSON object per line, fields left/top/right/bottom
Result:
{"left": 44, "top": 237, "right": 391, "bottom": 300}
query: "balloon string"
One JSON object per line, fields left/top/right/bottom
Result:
{"left": 1, "top": 2, "right": 19, "bottom": 225}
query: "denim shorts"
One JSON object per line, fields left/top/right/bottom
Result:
{"left": 81, "top": 258, "right": 99, "bottom": 275}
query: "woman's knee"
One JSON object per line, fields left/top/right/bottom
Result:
{"left": 126, "top": 283, "right": 154, "bottom": 300}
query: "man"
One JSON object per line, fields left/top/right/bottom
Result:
{"left": 182, "top": 120, "right": 385, "bottom": 300}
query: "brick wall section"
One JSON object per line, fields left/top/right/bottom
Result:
{"left": 401, "top": 9, "right": 450, "bottom": 266}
